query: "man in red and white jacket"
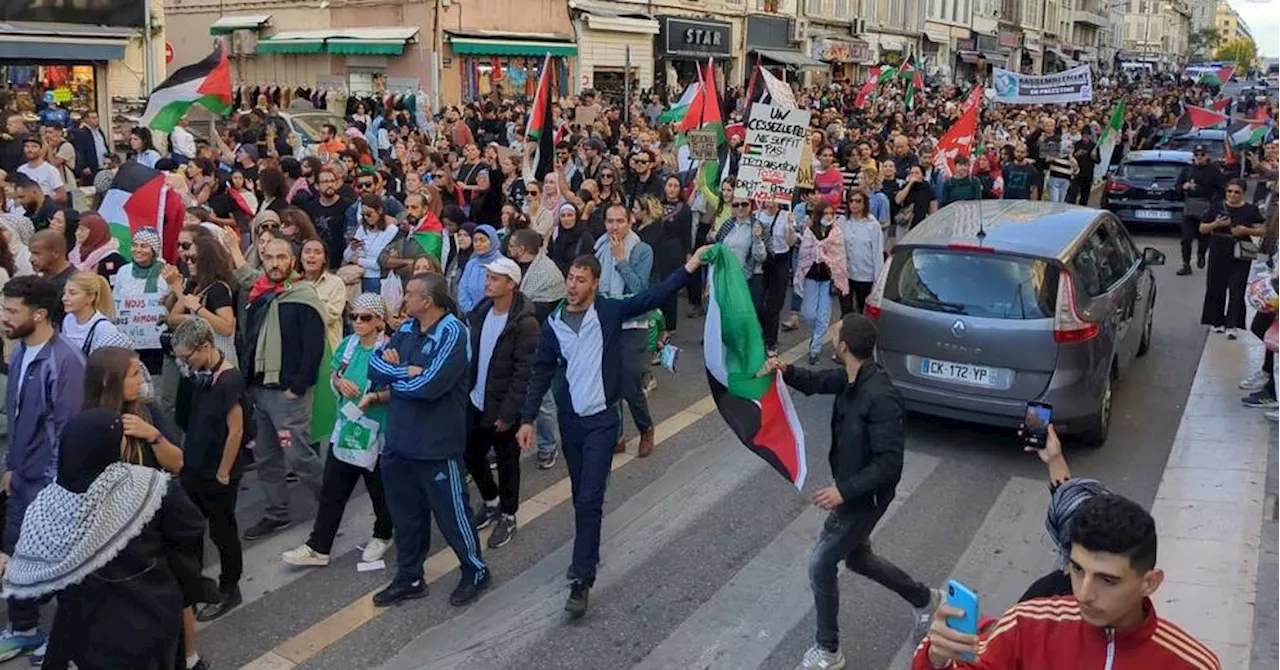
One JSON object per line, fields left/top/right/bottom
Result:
{"left": 915, "top": 494, "right": 1221, "bottom": 670}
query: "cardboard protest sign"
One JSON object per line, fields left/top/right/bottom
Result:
{"left": 734, "top": 104, "right": 811, "bottom": 203}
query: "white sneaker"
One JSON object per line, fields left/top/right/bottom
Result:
{"left": 1240, "top": 370, "right": 1270, "bottom": 390}
{"left": 796, "top": 645, "right": 846, "bottom": 670}
{"left": 1266, "top": 410, "right": 1278, "bottom": 422}
{"left": 913, "top": 587, "right": 946, "bottom": 633}
{"left": 1212, "top": 326, "right": 1226, "bottom": 333}
{"left": 282, "top": 544, "right": 330, "bottom": 567}
{"left": 1226, "top": 328, "right": 1240, "bottom": 340}
{"left": 362, "top": 537, "right": 393, "bottom": 563}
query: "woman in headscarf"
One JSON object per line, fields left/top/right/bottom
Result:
{"left": 3, "top": 409, "right": 216, "bottom": 670}
{"left": 112, "top": 228, "right": 171, "bottom": 376}
{"left": 548, "top": 203, "right": 595, "bottom": 277}
{"left": 445, "top": 220, "right": 475, "bottom": 295}
{"left": 456, "top": 224, "right": 503, "bottom": 314}
{"left": 0, "top": 212, "right": 34, "bottom": 277}
{"left": 70, "top": 213, "right": 126, "bottom": 279}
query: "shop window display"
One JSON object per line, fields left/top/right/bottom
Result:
{"left": 0, "top": 65, "right": 97, "bottom": 118}
{"left": 460, "top": 56, "right": 569, "bottom": 102}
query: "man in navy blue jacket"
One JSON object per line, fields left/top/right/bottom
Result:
{"left": 369, "top": 273, "right": 490, "bottom": 608}
{"left": 516, "top": 246, "right": 711, "bottom": 618}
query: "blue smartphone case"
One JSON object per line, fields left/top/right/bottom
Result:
{"left": 946, "top": 579, "right": 980, "bottom": 661}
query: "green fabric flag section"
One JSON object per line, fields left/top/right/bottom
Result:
{"left": 310, "top": 339, "right": 338, "bottom": 447}
{"left": 1094, "top": 99, "right": 1125, "bottom": 184}
{"left": 703, "top": 244, "right": 769, "bottom": 401}
{"left": 412, "top": 231, "right": 443, "bottom": 260}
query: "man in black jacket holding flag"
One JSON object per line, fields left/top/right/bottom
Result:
{"left": 765, "top": 314, "right": 941, "bottom": 670}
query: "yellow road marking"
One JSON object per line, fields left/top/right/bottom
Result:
{"left": 239, "top": 331, "right": 825, "bottom": 669}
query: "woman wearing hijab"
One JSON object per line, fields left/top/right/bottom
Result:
{"left": 0, "top": 212, "right": 34, "bottom": 277}
{"left": 456, "top": 224, "right": 502, "bottom": 314}
{"left": 112, "top": 228, "right": 171, "bottom": 375}
{"left": 445, "top": 221, "right": 475, "bottom": 295}
{"left": 548, "top": 203, "right": 595, "bottom": 277}
{"left": 69, "top": 213, "right": 126, "bottom": 278}
{"left": 3, "top": 409, "right": 216, "bottom": 670}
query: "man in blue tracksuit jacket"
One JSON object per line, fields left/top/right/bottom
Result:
{"left": 517, "top": 245, "right": 711, "bottom": 618}
{"left": 368, "top": 273, "right": 490, "bottom": 608}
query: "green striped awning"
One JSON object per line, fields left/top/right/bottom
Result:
{"left": 327, "top": 39, "right": 410, "bottom": 56}
{"left": 256, "top": 38, "right": 325, "bottom": 54}
{"left": 209, "top": 14, "right": 271, "bottom": 35}
{"left": 448, "top": 38, "right": 576, "bottom": 57}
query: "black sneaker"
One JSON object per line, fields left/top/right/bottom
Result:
{"left": 1176, "top": 264, "right": 1192, "bottom": 276}
{"left": 566, "top": 564, "right": 576, "bottom": 581}
{"left": 488, "top": 515, "right": 517, "bottom": 548}
{"left": 449, "top": 570, "right": 492, "bottom": 606}
{"left": 190, "top": 659, "right": 211, "bottom": 670}
{"left": 471, "top": 504, "right": 500, "bottom": 531}
{"left": 195, "top": 587, "right": 242, "bottom": 622}
{"left": 1196, "top": 255, "right": 1206, "bottom": 269}
{"left": 243, "top": 518, "right": 290, "bottom": 541}
{"left": 372, "top": 579, "right": 427, "bottom": 607}
{"left": 536, "top": 449, "right": 558, "bottom": 470}
{"left": 565, "top": 580, "right": 590, "bottom": 618}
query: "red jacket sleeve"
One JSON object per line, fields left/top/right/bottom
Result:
{"left": 911, "top": 609, "right": 1025, "bottom": 670}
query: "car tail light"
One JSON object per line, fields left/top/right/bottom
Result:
{"left": 1106, "top": 179, "right": 1130, "bottom": 194}
{"left": 947, "top": 242, "right": 995, "bottom": 253}
{"left": 863, "top": 257, "right": 892, "bottom": 320}
{"left": 1053, "top": 269, "right": 1100, "bottom": 343}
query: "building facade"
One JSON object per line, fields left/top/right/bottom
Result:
{"left": 1213, "top": 0, "right": 1252, "bottom": 44}
{"left": 1123, "top": 0, "right": 1191, "bottom": 72}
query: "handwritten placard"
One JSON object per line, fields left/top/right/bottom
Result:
{"left": 114, "top": 294, "right": 168, "bottom": 350}
{"left": 734, "top": 104, "right": 812, "bottom": 203}
{"left": 686, "top": 129, "right": 720, "bottom": 161}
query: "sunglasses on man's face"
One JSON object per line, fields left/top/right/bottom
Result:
{"left": 352, "top": 313, "right": 378, "bottom": 323}
{"left": 1226, "top": 188, "right": 1244, "bottom": 194}
{"left": 357, "top": 181, "right": 375, "bottom": 190}
{"left": 178, "top": 241, "right": 193, "bottom": 251}
{"left": 733, "top": 202, "right": 751, "bottom": 209}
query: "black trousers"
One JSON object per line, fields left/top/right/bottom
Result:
{"left": 1200, "top": 250, "right": 1250, "bottom": 329}
{"left": 307, "top": 455, "right": 393, "bottom": 555}
{"left": 1252, "top": 311, "right": 1277, "bottom": 397}
{"left": 464, "top": 406, "right": 521, "bottom": 516}
{"left": 181, "top": 474, "right": 243, "bottom": 592}
{"left": 1180, "top": 217, "right": 1209, "bottom": 266}
{"left": 838, "top": 281, "right": 875, "bottom": 316}
{"left": 1068, "top": 176, "right": 1092, "bottom": 205}
{"left": 760, "top": 250, "right": 792, "bottom": 349}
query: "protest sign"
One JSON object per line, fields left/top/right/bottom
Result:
{"left": 686, "top": 130, "right": 720, "bottom": 161}
{"left": 734, "top": 104, "right": 811, "bottom": 202}
{"left": 114, "top": 294, "right": 168, "bottom": 350}
{"left": 992, "top": 65, "right": 1093, "bottom": 104}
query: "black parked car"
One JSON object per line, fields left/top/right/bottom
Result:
{"left": 1101, "top": 150, "right": 1193, "bottom": 230}
{"left": 1157, "top": 129, "right": 1235, "bottom": 171}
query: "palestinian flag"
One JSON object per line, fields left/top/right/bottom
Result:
{"left": 411, "top": 209, "right": 449, "bottom": 261}
{"left": 900, "top": 56, "right": 923, "bottom": 109}
{"left": 933, "top": 97, "right": 979, "bottom": 175}
{"left": 97, "top": 161, "right": 186, "bottom": 262}
{"left": 523, "top": 53, "right": 556, "bottom": 183}
{"left": 1212, "top": 97, "right": 1232, "bottom": 112}
{"left": 855, "top": 68, "right": 880, "bottom": 109}
{"left": 876, "top": 65, "right": 900, "bottom": 84}
{"left": 659, "top": 83, "right": 700, "bottom": 125}
{"left": 140, "top": 41, "right": 232, "bottom": 133}
{"left": 1176, "top": 105, "right": 1229, "bottom": 132}
{"left": 1228, "top": 108, "right": 1274, "bottom": 148}
{"left": 693, "top": 58, "right": 727, "bottom": 201}
{"left": 1197, "top": 64, "right": 1235, "bottom": 88}
{"left": 1094, "top": 99, "right": 1125, "bottom": 184}
{"left": 702, "top": 244, "right": 806, "bottom": 490}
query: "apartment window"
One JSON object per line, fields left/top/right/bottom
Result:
{"left": 962, "top": 0, "right": 969, "bottom": 21}
{"left": 836, "top": 0, "right": 849, "bottom": 16}
{"left": 929, "top": 0, "right": 937, "bottom": 17}
{"left": 808, "top": 0, "right": 822, "bottom": 15}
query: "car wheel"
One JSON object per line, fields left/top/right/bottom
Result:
{"left": 1081, "top": 366, "right": 1115, "bottom": 448}
{"left": 1137, "top": 295, "right": 1154, "bottom": 357}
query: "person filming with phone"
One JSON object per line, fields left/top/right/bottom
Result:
{"left": 915, "top": 492, "right": 1220, "bottom": 669}
{"left": 763, "top": 313, "right": 942, "bottom": 670}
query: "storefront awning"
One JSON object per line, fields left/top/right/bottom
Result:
{"left": 209, "top": 14, "right": 271, "bottom": 35}
{"left": 447, "top": 33, "right": 577, "bottom": 56}
{"left": 257, "top": 28, "right": 417, "bottom": 55}
{"left": 753, "top": 48, "right": 826, "bottom": 70}
{"left": 959, "top": 51, "right": 982, "bottom": 64}
{"left": 923, "top": 30, "right": 950, "bottom": 44}
{"left": 584, "top": 14, "right": 660, "bottom": 34}
{"left": 327, "top": 28, "right": 419, "bottom": 55}
{"left": 0, "top": 21, "right": 132, "bottom": 60}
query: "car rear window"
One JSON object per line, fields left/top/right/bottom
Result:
{"left": 885, "top": 249, "right": 1059, "bottom": 320}
{"left": 1119, "top": 162, "right": 1185, "bottom": 180}
{"left": 1162, "top": 137, "right": 1225, "bottom": 159}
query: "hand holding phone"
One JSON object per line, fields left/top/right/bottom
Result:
{"left": 1020, "top": 402, "right": 1052, "bottom": 450}
{"left": 945, "top": 580, "right": 980, "bottom": 661}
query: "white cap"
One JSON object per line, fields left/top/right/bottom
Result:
{"left": 483, "top": 257, "right": 522, "bottom": 284}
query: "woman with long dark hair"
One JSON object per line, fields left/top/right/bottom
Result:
{"left": 129, "top": 127, "right": 161, "bottom": 168}
{"left": 548, "top": 203, "right": 595, "bottom": 276}
{"left": 655, "top": 175, "right": 692, "bottom": 338}
{"left": 165, "top": 234, "right": 238, "bottom": 369}
{"left": 793, "top": 201, "right": 848, "bottom": 364}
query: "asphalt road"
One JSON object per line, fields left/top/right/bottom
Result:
{"left": 80, "top": 227, "right": 1214, "bottom": 670}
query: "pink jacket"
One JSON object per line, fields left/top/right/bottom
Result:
{"left": 793, "top": 224, "right": 849, "bottom": 297}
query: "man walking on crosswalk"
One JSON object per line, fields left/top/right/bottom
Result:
{"left": 766, "top": 314, "right": 942, "bottom": 670}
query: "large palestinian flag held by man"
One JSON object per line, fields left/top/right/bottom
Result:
{"left": 702, "top": 245, "right": 806, "bottom": 490}
{"left": 523, "top": 54, "right": 556, "bottom": 183}
{"left": 97, "top": 161, "right": 186, "bottom": 261}
{"left": 140, "top": 41, "right": 233, "bottom": 133}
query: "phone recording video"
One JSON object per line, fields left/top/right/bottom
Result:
{"left": 1021, "top": 402, "right": 1052, "bottom": 449}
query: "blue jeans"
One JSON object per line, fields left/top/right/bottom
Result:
{"left": 801, "top": 279, "right": 833, "bottom": 357}
{"left": 361, "top": 276, "right": 383, "bottom": 293}
{"left": 790, "top": 248, "right": 803, "bottom": 312}
{"left": 811, "top": 507, "right": 930, "bottom": 651}
{"left": 1046, "top": 176, "right": 1070, "bottom": 203}
{"left": 536, "top": 390, "right": 558, "bottom": 455}
{"left": 560, "top": 407, "right": 621, "bottom": 586}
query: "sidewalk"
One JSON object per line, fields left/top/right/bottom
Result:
{"left": 1151, "top": 331, "right": 1277, "bottom": 670}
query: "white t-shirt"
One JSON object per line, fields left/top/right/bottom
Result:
{"left": 60, "top": 312, "right": 131, "bottom": 353}
{"left": 17, "top": 161, "right": 64, "bottom": 197}
{"left": 469, "top": 309, "right": 509, "bottom": 411}
{"left": 15, "top": 341, "right": 46, "bottom": 399}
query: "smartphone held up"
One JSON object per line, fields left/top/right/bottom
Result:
{"left": 1020, "top": 401, "right": 1052, "bottom": 450}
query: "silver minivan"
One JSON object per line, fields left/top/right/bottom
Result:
{"left": 864, "top": 201, "right": 1166, "bottom": 445}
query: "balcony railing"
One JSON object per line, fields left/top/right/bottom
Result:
{"left": 1072, "top": 9, "right": 1107, "bottom": 26}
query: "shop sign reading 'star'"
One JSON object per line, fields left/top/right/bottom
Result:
{"left": 734, "top": 104, "right": 811, "bottom": 203}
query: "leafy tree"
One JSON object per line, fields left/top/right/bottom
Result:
{"left": 1187, "top": 27, "right": 1221, "bottom": 60}
{"left": 1216, "top": 38, "right": 1258, "bottom": 70}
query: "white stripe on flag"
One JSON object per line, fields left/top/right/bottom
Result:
{"left": 139, "top": 77, "right": 206, "bottom": 128}
{"left": 98, "top": 188, "right": 130, "bottom": 226}
{"left": 773, "top": 369, "right": 807, "bottom": 491}
{"left": 704, "top": 265, "right": 728, "bottom": 387}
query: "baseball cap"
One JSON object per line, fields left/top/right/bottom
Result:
{"left": 19, "top": 133, "right": 41, "bottom": 147}
{"left": 1193, "top": 144, "right": 1208, "bottom": 154}
{"left": 483, "top": 257, "right": 522, "bottom": 284}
